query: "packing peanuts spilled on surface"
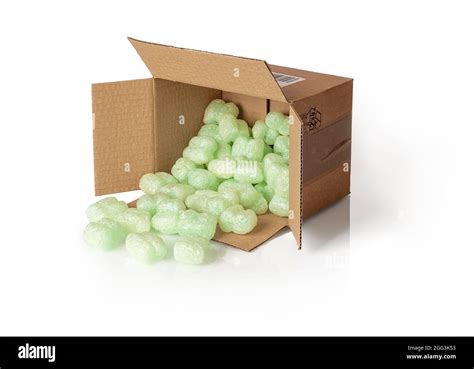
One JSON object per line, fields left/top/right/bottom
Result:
{"left": 84, "top": 99, "right": 289, "bottom": 265}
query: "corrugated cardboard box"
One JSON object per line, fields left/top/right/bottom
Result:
{"left": 91, "top": 37, "right": 353, "bottom": 251}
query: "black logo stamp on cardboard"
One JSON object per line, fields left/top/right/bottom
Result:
{"left": 305, "top": 107, "right": 321, "bottom": 134}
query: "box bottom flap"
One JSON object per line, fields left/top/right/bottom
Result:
{"left": 128, "top": 199, "right": 288, "bottom": 252}
{"left": 213, "top": 213, "right": 288, "bottom": 252}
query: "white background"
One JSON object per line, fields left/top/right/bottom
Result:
{"left": 1, "top": 0, "right": 473, "bottom": 336}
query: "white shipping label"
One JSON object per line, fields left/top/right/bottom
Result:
{"left": 272, "top": 72, "right": 306, "bottom": 87}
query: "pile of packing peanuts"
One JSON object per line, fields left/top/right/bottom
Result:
{"left": 84, "top": 99, "right": 289, "bottom": 265}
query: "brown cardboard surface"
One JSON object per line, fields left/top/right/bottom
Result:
{"left": 302, "top": 165, "right": 351, "bottom": 218}
{"left": 92, "top": 78, "right": 154, "bottom": 195}
{"left": 269, "top": 64, "right": 352, "bottom": 103}
{"left": 213, "top": 213, "right": 288, "bottom": 252}
{"left": 222, "top": 91, "right": 267, "bottom": 125}
{"left": 288, "top": 105, "right": 303, "bottom": 248}
{"left": 303, "top": 114, "right": 352, "bottom": 184}
{"left": 296, "top": 79, "right": 353, "bottom": 220}
{"left": 128, "top": 199, "right": 138, "bottom": 208}
{"left": 269, "top": 100, "right": 290, "bottom": 115}
{"left": 129, "top": 38, "right": 286, "bottom": 102}
{"left": 293, "top": 79, "right": 353, "bottom": 131}
{"left": 154, "top": 79, "right": 220, "bottom": 172}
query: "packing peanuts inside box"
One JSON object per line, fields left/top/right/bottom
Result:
{"left": 91, "top": 37, "right": 353, "bottom": 252}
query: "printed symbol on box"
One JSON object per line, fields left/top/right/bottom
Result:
{"left": 305, "top": 107, "right": 321, "bottom": 134}
{"left": 179, "top": 115, "right": 185, "bottom": 125}
{"left": 233, "top": 68, "right": 240, "bottom": 78}
{"left": 123, "top": 163, "right": 131, "bottom": 173}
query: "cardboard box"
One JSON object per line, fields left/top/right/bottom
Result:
{"left": 91, "top": 38, "right": 353, "bottom": 251}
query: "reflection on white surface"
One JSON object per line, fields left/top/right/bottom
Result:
{"left": 254, "top": 196, "right": 351, "bottom": 273}
{"left": 303, "top": 196, "right": 351, "bottom": 252}
{"left": 79, "top": 197, "right": 351, "bottom": 291}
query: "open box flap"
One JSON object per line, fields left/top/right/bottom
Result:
{"left": 127, "top": 199, "right": 288, "bottom": 252}
{"left": 289, "top": 105, "right": 303, "bottom": 248}
{"left": 128, "top": 37, "right": 287, "bottom": 103}
{"left": 213, "top": 213, "right": 288, "bottom": 252}
{"left": 91, "top": 78, "right": 155, "bottom": 195}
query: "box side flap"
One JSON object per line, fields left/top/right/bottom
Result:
{"left": 128, "top": 37, "right": 287, "bottom": 102}
{"left": 92, "top": 78, "right": 154, "bottom": 195}
{"left": 289, "top": 105, "right": 303, "bottom": 248}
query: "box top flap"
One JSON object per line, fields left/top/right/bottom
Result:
{"left": 128, "top": 37, "right": 287, "bottom": 103}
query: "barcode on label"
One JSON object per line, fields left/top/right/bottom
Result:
{"left": 272, "top": 72, "right": 306, "bottom": 87}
